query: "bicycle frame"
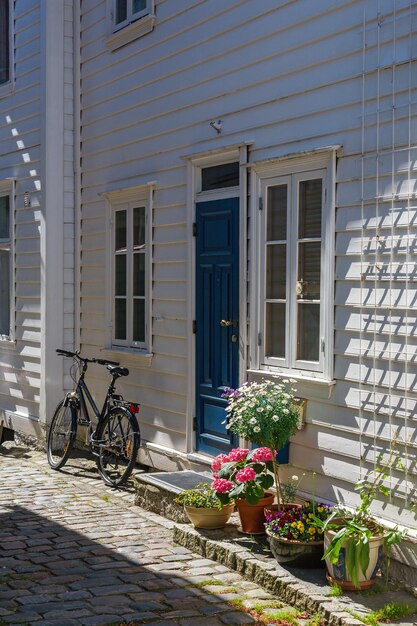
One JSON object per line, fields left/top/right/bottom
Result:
{"left": 65, "top": 358, "right": 120, "bottom": 441}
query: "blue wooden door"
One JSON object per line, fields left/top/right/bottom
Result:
{"left": 195, "top": 198, "right": 239, "bottom": 455}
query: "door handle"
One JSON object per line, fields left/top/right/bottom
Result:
{"left": 220, "top": 319, "right": 238, "bottom": 327}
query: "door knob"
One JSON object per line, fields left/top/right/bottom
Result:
{"left": 220, "top": 319, "right": 237, "bottom": 327}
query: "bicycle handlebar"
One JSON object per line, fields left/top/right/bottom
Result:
{"left": 56, "top": 349, "right": 119, "bottom": 367}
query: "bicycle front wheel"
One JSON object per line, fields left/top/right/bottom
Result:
{"left": 47, "top": 399, "right": 77, "bottom": 469}
{"left": 95, "top": 406, "right": 140, "bottom": 487}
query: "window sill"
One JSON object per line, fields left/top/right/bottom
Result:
{"left": 0, "top": 339, "right": 16, "bottom": 351}
{"left": 106, "top": 14, "right": 155, "bottom": 51}
{"left": 101, "top": 347, "right": 153, "bottom": 367}
{"left": 247, "top": 369, "right": 336, "bottom": 399}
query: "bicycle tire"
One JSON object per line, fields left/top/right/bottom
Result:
{"left": 47, "top": 399, "right": 77, "bottom": 470}
{"left": 95, "top": 406, "right": 140, "bottom": 488}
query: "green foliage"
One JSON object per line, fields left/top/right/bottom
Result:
{"left": 281, "top": 472, "right": 306, "bottom": 504}
{"left": 194, "top": 578, "right": 224, "bottom": 587}
{"left": 175, "top": 483, "right": 223, "bottom": 509}
{"left": 353, "top": 602, "right": 417, "bottom": 626}
{"left": 222, "top": 379, "right": 300, "bottom": 451}
{"left": 305, "top": 613, "right": 324, "bottom": 626}
{"left": 320, "top": 439, "right": 412, "bottom": 589}
{"left": 263, "top": 609, "right": 301, "bottom": 625}
{"left": 251, "top": 601, "right": 284, "bottom": 612}
{"left": 326, "top": 584, "right": 343, "bottom": 597}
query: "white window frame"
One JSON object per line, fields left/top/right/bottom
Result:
{"left": 107, "top": 0, "right": 155, "bottom": 50}
{"left": 104, "top": 184, "right": 153, "bottom": 354}
{"left": 251, "top": 150, "right": 336, "bottom": 382}
{"left": 113, "top": 0, "right": 153, "bottom": 30}
{"left": 0, "top": 180, "right": 14, "bottom": 343}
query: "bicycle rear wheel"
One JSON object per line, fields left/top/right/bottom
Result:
{"left": 95, "top": 406, "right": 140, "bottom": 487}
{"left": 47, "top": 399, "right": 77, "bottom": 469}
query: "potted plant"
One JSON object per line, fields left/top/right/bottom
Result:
{"left": 317, "top": 445, "right": 408, "bottom": 590}
{"left": 222, "top": 378, "right": 300, "bottom": 510}
{"left": 175, "top": 483, "right": 235, "bottom": 529}
{"left": 211, "top": 447, "right": 275, "bottom": 533}
{"left": 265, "top": 501, "right": 333, "bottom": 567}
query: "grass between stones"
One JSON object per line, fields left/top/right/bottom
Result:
{"left": 326, "top": 583, "right": 343, "bottom": 597}
{"left": 194, "top": 578, "right": 225, "bottom": 586}
{"left": 229, "top": 599, "right": 312, "bottom": 626}
{"left": 349, "top": 601, "right": 417, "bottom": 626}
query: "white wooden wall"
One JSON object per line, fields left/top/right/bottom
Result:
{"left": 79, "top": 0, "right": 416, "bottom": 529}
{"left": 0, "top": 1, "right": 42, "bottom": 428}
{"left": 0, "top": 0, "right": 75, "bottom": 436}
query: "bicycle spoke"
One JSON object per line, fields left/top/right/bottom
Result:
{"left": 47, "top": 401, "right": 76, "bottom": 470}
{"left": 96, "top": 409, "right": 140, "bottom": 487}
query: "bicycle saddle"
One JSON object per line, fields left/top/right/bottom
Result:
{"left": 107, "top": 365, "right": 129, "bottom": 377}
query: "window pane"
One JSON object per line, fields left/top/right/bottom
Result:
{"left": 133, "top": 253, "right": 145, "bottom": 297}
{"left": 299, "top": 179, "right": 322, "bottom": 238}
{"left": 115, "top": 254, "right": 126, "bottom": 296}
{"left": 133, "top": 206, "right": 145, "bottom": 248}
{"left": 115, "top": 298, "right": 127, "bottom": 340}
{"left": 298, "top": 303, "right": 320, "bottom": 361}
{"left": 0, "top": 195, "right": 9, "bottom": 239}
{"left": 115, "top": 0, "right": 127, "bottom": 23}
{"left": 115, "top": 210, "right": 126, "bottom": 250}
{"left": 0, "top": 250, "right": 10, "bottom": 336}
{"left": 133, "top": 0, "right": 147, "bottom": 13}
{"left": 133, "top": 299, "right": 145, "bottom": 342}
{"left": 266, "top": 244, "right": 286, "bottom": 299}
{"left": 298, "top": 242, "right": 321, "bottom": 300}
{"left": 265, "top": 303, "right": 285, "bottom": 358}
{"left": 201, "top": 162, "right": 239, "bottom": 191}
{"left": 0, "top": 0, "right": 9, "bottom": 84}
{"left": 267, "top": 185, "right": 287, "bottom": 241}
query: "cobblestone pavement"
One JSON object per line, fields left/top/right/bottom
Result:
{"left": 0, "top": 442, "right": 303, "bottom": 626}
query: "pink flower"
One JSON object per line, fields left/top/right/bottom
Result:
{"left": 211, "top": 453, "right": 230, "bottom": 472}
{"left": 236, "top": 467, "right": 257, "bottom": 483}
{"left": 212, "top": 478, "right": 234, "bottom": 493}
{"left": 228, "top": 448, "right": 250, "bottom": 462}
{"left": 252, "top": 447, "right": 274, "bottom": 463}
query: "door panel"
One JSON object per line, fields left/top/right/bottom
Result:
{"left": 195, "top": 198, "right": 239, "bottom": 456}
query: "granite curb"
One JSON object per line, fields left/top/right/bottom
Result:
{"left": 172, "top": 521, "right": 416, "bottom": 626}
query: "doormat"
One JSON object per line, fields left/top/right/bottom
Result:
{"left": 139, "top": 470, "right": 212, "bottom": 494}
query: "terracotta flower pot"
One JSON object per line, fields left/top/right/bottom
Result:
{"left": 266, "top": 528, "right": 324, "bottom": 568}
{"left": 184, "top": 503, "right": 235, "bottom": 529}
{"left": 324, "top": 524, "right": 385, "bottom": 590}
{"left": 236, "top": 492, "right": 274, "bottom": 534}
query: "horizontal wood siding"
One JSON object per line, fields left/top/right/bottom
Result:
{"left": 0, "top": 1, "right": 42, "bottom": 421}
{"left": 79, "top": 0, "right": 416, "bottom": 526}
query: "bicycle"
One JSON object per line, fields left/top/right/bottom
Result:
{"left": 47, "top": 349, "right": 141, "bottom": 488}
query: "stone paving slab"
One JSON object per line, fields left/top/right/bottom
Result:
{"left": 0, "top": 443, "right": 297, "bottom": 626}
{"left": 1, "top": 441, "right": 417, "bottom": 626}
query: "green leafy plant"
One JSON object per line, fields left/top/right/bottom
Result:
{"left": 282, "top": 472, "right": 306, "bottom": 504}
{"left": 222, "top": 379, "right": 300, "bottom": 506}
{"left": 326, "top": 583, "right": 343, "bottom": 597}
{"left": 317, "top": 443, "right": 410, "bottom": 589}
{"left": 175, "top": 483, "right": 224, "bottom": 509}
